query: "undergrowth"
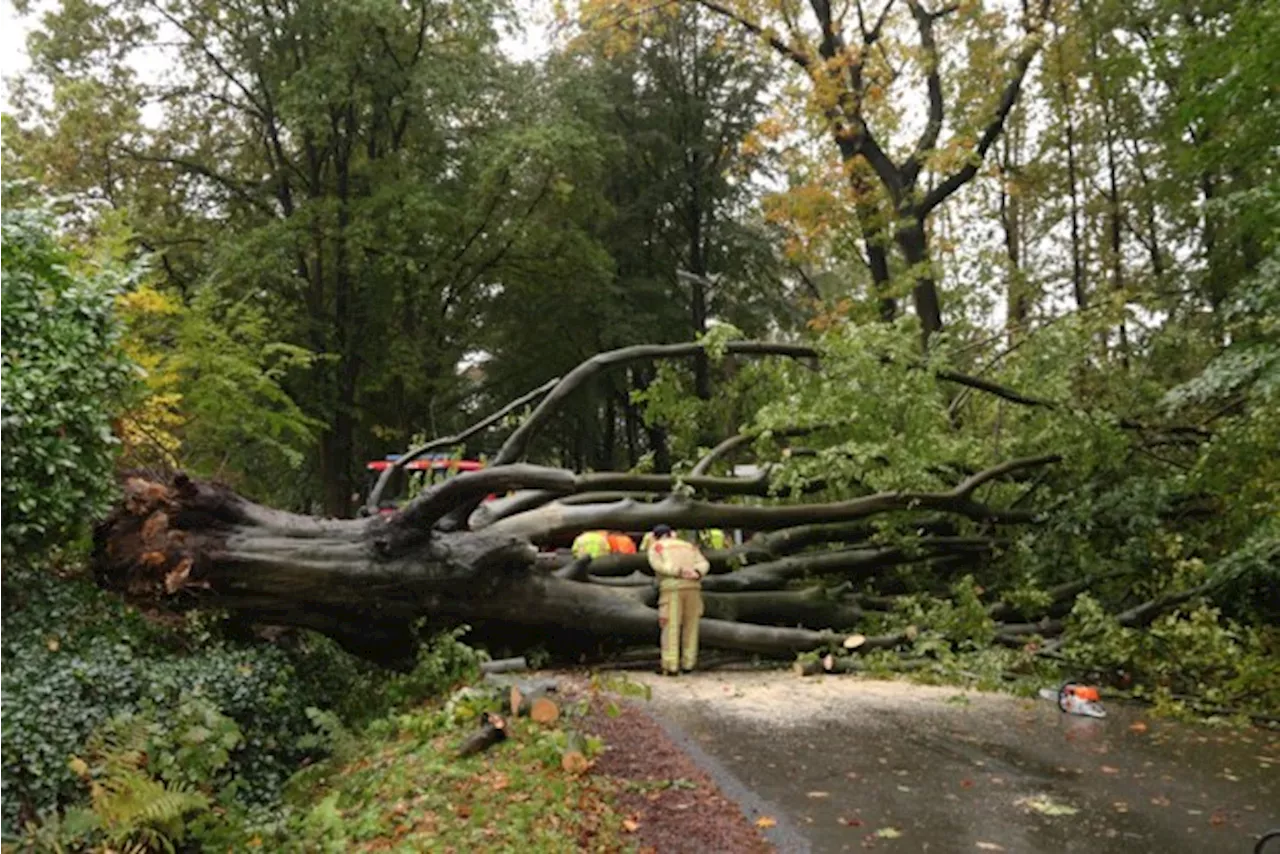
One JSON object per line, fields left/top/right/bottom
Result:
{"left": 828, "top": 574, "right": 1280, "bottom": 724}
{"left": 2, "top": 554, "right": 485, "bottom": 851}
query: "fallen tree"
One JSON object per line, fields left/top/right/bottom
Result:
{"left": 92, "top": 339, "right": 1215, "bottom": 670}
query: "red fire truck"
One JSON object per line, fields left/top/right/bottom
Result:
{"left": 363, "top": 454, "right": 485, "bottom": 515}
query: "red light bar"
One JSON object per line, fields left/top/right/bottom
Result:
{"left": 366, "top": 459, "right": 484, "bottom": 472}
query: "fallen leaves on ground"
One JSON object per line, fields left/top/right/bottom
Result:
{"left": 806, "top": 791, "right": 830, "bottom": 798}
{"left": 755, "top": 816, "right": 777, "bottom": 829}
{"left": 622, "top": 818, "right": 640, "bottom": 833}
{"left": 1129, "top": 721, "right": 1149, "bottom": 734}
{"left": 875, "top": 826, "right": 902, "bottom": 839}
{"left": 1016, "top": 794, "right": 1079, "bottom": 816}
{"left": 1100, "top": 765, "right": 1120, "bottom": 774}
{"left": 975, "top": 843, "right": 1006, "bottom": 851}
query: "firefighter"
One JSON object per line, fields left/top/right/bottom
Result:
{"left": 646, "top": 524, "right": 709, "bottom": 676}
{"left": 607, "top": 531, "right": 637, "bottom": 554}
{"left": 571, "top": 530, "right": 611, "bottom": 560}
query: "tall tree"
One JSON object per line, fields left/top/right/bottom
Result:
{"left": 9, "top": 0, "right": 605, "bottom": 514}
{"left": 478, "top": 7, "right": 792, "bottom": 468}
{"left": 617, "top": 0, "right": 1057, "bottom": 344}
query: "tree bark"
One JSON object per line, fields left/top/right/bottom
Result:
{"left": 96, "top": 473, "right": 872, "bottom": 667}
{"left": 895, "top": 219, "right": 943, "bottom": 344}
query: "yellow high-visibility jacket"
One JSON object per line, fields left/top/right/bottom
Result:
{"left": 646, "top": 536, "right": 710, "bottom": 592}
{"left": 572, "top": 530, "right": 611, "bottom": 560}
{"left": 699, "top": 528, "right": 728, "bottom": 550}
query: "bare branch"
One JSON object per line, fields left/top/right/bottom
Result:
{"left": 365, "top": 377, "right": 560, "bottom": 515}
{"left": 694, "top": 0, "right": 813, "bottom": 70}
{"left": 934, "top": 368, "right": 1056, "bottom": 408}
{"left": 489, "top": 341, "right": 818, "bottom": 469}
{"left": 952, "top": 453, "right": 1061, "bottom": 498}
{"left": 690, "top": 425, "right": 820, "bottom": 476}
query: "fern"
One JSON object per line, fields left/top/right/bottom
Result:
{"left": 64, "top": 714, "right": 211, "bottom": 853}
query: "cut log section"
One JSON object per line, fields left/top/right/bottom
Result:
{"left": 560, "top": 730, "right": 589, "bottom": 774}
{"left": 529, "top": 696, "right": 560, "bottom": 725}
{"left": 480, "top": 656, "right": 529, "bottom": 675}
{"left": 509, "top": 679, "right": 559, "bottom": 718}
{"left": 457, "top": 711, "right": 508, "bottom": 757}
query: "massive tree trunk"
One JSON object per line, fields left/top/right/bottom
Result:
{"left": 93, "top": 339, "right": 1205, "bottom": 671}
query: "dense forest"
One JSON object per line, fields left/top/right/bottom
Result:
{"left": 2, "top": 0, "right": 1277, "bottom": 849}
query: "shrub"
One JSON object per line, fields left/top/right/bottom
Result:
{"left": 2, "top": 566, "right": 332, "bottom": 834}
{"left": 1, "top": 198, "right": 138, "bottom": 563}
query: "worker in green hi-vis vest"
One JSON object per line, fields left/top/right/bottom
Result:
{"left": 645, "top": 524, "right": 710, "bottom": 676}
{"left": 571, "top": 530, "right": 611, "bottom": 560}
{"left": 699, "top": 528, "right": 728, "bottom": 550}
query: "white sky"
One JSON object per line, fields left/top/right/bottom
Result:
{"left": 1, "top": 0, "right": 32, "bottom": 111}
{"left": 0, "top": 0, "right": 551, "bottom": 113}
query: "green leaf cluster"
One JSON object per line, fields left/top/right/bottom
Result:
{"left": 1, "top": 197, "right": 137, "bottom": 561}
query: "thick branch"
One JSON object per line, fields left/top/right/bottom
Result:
{"left": 986, "top": 571, "right": 1124, "bottom": 621}
{"left": 401, "top": 465, "right": 796, "bottom": 531}
{"left": 701, "top": 538, "right": 990, "bottom": 592}
{"left": 994, "top": 579, "right": 1221, "bottom": 645}
{"left": 488, "top": 456, "right": 1056, "bottom": 542}
{"left": 920, "top": 25, "right": 1046, "bottom": 215}
{"left": 901, "top": 0, "right": 947, "bottom": 186}
{"left": 701, "top": 586, "right": 863, "bottom": 629}
{"left": 953, "top": 453, "right": 1062, "bottom": 498}
{"left": 701, "top": 546, "right": 915, "bottom": 592}
{"left": 491, "top": 341, "right": 818, "bottom": 469}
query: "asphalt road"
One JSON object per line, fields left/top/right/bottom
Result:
{"left": 633, "top": 672, "right": 1279, "bottom": 853}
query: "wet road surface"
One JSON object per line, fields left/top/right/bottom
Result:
{"left": 634, "top": 673, "right": 1279, "bottom": 853}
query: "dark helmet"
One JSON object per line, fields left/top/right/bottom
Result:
{"left": 652, "top": 524, "right": 674, "bottom": 538}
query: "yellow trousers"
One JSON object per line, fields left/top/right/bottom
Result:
{"left": 658, "top": 587, "right": 703, "bottom": 673}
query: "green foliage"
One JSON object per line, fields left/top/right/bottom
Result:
{"left": 5, "top": 560, "right": 496, "bottom": 846}
{"left": 3, "top": 565, "right": 338, "bottom": 834}
{"left": 366, "top": 627, "right": 484, "bottom": 721}
{"left": 1060, "top": 594, "right": 1280, "bottom": 718}
{"left": 281, "top": 685, "right": 626, "bottom": 853}
{"left": 170, "top": 291, "right": 322, "bottom": 503}
{"left": 1, "top": 197, "right": 137, "bottom": 562}
{"left": 55, "top": 715, "right": 212, "bottom": 854}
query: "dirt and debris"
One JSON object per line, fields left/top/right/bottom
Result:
{"left": 580, "top": 692, "right": 772, "bottom": 854}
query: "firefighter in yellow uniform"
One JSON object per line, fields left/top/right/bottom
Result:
{"left": 646, "top": 524, "right": 710, "bottom": 675}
